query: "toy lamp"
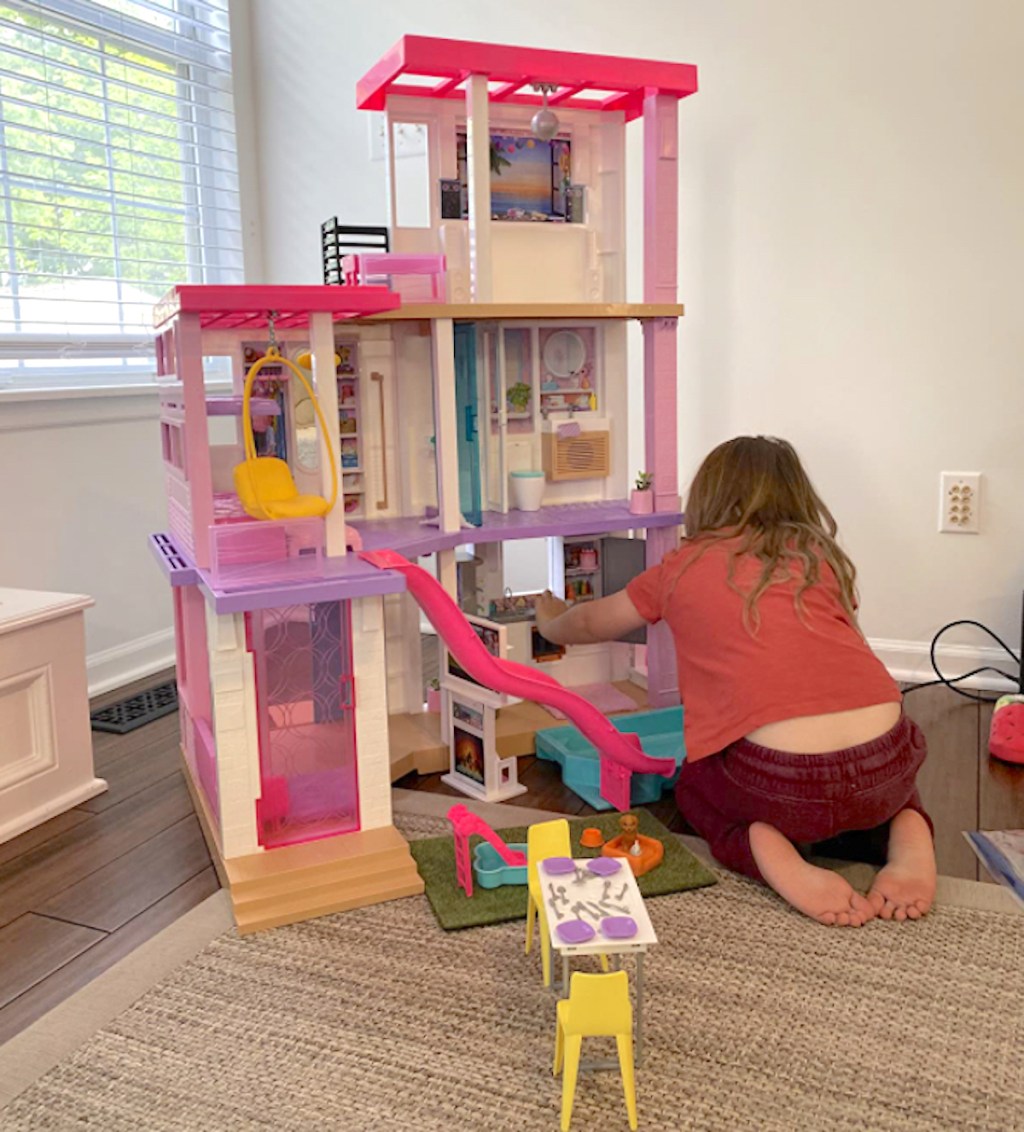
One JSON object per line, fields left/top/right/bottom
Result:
{"left": 531, "top": 83, "right": 559, "bottom": 141}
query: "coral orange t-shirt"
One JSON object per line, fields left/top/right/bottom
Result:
{"left": 625, "top": 538, "right": 901, "bottom": 761}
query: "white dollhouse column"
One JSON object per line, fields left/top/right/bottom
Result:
{"left": 465, "top": 74, "right": 493, "bottom": 302}
{"left": 309, "top": 311, "right": 346, "bottom": 558}
{"left": 352, "top": 595, "right": 394, "bottom": 832}
{"left": 432, "top": 318, "right": 462, "bottom": 533}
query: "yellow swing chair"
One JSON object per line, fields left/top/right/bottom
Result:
{"left": 233, "top": 345, "right": 339, "bottom": 521}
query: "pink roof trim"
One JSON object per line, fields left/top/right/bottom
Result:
{"left": 154, "top": 285, "right": 401, "bottom": 330}
{"left": 357, "top": 36, "right": 698, "bottom": 123}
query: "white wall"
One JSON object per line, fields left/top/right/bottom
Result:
{"left": 5, "top": 1, "right": 1021, "bottom": 695}
{"left": 0, "top": 0, "right": 263, "bottom": 696}
{"left": 244, "top": 0, "right": 1024, "bottom": 684}
{"left": 0, "top": 396, "right": 174, "bottom": 693}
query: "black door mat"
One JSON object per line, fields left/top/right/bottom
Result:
{"left": 90, "top": 680, "right": 179, "bottom": 734}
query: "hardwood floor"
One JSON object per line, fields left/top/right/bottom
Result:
{"left": 0, "top": 674, "right": 218, "bottom": 1045}
{"left": 1, "top": 675, "right": 1022, "bottom": 1046}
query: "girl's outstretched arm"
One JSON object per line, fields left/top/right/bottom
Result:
{"left": 534, "top": 588, "right": 647, "bottom": 646}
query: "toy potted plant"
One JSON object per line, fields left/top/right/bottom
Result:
{"left": 506, "top": 381, "right": 532, "bottom": 416}
{"left": 630, "top": 471, "right": 654, "bottom": 515}
{"left": 426, "top": 678, "right": 442, "bottom": 713}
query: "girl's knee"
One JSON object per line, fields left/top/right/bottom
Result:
{"left": 707, "top": 824, "right": 764, "bottom": 882}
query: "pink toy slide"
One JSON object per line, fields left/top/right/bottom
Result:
{"left": 447, "top": 803, "right": 526, "bottom": 897}
{"left": 361, "top": 549, "right": 675, "bottom": 810}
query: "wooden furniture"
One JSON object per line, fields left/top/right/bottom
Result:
{"left": 0, "top": 589, "right": 106, "bottom": 844}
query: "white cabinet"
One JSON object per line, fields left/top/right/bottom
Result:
{"left": 0, "top": 589, "right": 107, "bottom": 844}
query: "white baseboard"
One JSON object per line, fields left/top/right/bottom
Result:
{"left": 81, "top": 628, "right": 1019, "bottom": 703}
{"left": 870, "top": 637, "right": 1020, "bottom": 694}
{"left": 87, "top": 627, "right": 176, "bottom": 698}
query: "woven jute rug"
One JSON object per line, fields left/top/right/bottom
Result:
{"left": 2, "top": 811, "right": 1022, "bottom": 1132}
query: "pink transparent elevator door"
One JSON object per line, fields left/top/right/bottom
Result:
{"left": 249, "top": 602, "right": 360, "bottom": 849}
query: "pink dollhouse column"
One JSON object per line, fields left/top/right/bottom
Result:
{"left": 642, "top": 91, "right": 681, "bottom": 707}
{"left": 309, "top": 311, "right": 347, "bottom": 558}
{"left": 642, "top": 90, "right": 680, "bottom": 513}
{"left": 176, "top": 311, "right": 215, "bottom": 570}
{"left": 465, "top": 74, "right": 493, "bottom": 302}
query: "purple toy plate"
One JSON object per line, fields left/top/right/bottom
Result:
{"left": 557, "top": 920, "right": 596, "bottom": 945}
{"left": 541, "top": 857, "right": 576, "bottom": 876}
{"left": 586, "top": 857, "right": 622, "bottom": 877}
{"left": 600, "top": 916, "right": 638, "bottom": 940}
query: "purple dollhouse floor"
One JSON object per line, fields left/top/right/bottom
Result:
{"left": 151, "top": 500, "right": 684, "bottom": 613}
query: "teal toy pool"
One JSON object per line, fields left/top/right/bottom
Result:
{"left": 472, "top": 841, "right": 528, "bottom": 889}
{"left": 534, "top": 706, "right": 686, "bottom": 810}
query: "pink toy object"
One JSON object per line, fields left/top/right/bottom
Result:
{"left": 447, "top": 803, "right": 527, "bottom": 897}
{"left": 362, "top": 549, "right": 675, "bottom": 810}
{"left": 342, "top": 253, "right": 446, "bottom": 303}
{"left": 989, "top": 696, "right": 1024, "bottom": 764}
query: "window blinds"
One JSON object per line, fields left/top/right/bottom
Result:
{"left": 0, "top": 0, "right": 242, "bottom": 386}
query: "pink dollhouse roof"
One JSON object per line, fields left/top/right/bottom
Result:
{"left": 357, "top": 36, "right": 698, "bottom": 122}
{"left": 153, "top": 285, "right": 401, "bottom": 331}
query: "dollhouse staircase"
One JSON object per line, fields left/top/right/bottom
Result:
{"left": 223, "top": 826, "right": 425, "bottom": 934}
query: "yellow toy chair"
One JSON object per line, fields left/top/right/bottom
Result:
{"left": 525, "top": 818, "right": 571, "bottom": 987}
{"left": 234, "top": 346, "right": 338, "bottom": 521}
{"left": 525, "top": 819, "right": 609, "bottom": 987}
{"left": 554, "top": 971, "right": 638, "bottom": 1132}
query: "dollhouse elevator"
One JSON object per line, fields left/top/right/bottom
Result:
{"left": 249, "top": 600, "right": 359, "bottom": 850}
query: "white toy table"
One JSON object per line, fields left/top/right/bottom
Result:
{"left": 0, "top": 589, "right": 107, "bottom": 844}
{"left": 542, "top": 855, "right": 658, "bottom": 1063}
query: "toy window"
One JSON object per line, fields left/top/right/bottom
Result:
{"left": 392, "top": 121, "right": 431, "bottom": 228}
{"left": 455, "top": 131, "right": 571, "bottom": 221}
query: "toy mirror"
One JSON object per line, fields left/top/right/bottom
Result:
{"left": 293, "top": 397, "right": 320, "bottom": 472}
{"left": 542, "top": 329, "right": 586, "bottom": 378}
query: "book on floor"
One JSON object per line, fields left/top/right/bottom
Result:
{"left": 964, "top": 829, "right": 1024, "bottom": 907}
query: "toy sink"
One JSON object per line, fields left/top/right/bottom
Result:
{"left": 472, "top": 841, "right": 528, "bottom": 889}
{"left": 534, "top": 706, "right": 685, "bottom": 811}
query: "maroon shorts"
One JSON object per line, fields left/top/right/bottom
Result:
{"left": 674, "top": 715, "right": 932, "bottom": 881}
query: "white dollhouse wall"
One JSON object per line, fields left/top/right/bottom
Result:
{"left": 391, "top": 324, "right": 439, "bottom": 517}
{"left": 383, "top": 96, "right": 626, "bottom": 304}
{"left": 478, "top": 319, "right": 630, "bottom": 508}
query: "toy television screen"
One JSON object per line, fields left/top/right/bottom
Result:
{"left": 455, "top": 132, "right": 571, "bottom": 221}
{"left": 445, "top": 616, "right": 507, "bottom": 698}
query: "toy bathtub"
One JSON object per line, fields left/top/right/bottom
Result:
{"left": 534, "top": 706, "right": 686, "bottom": 811}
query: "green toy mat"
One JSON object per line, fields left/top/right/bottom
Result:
{"left": 409, "top": 807, "right": 717, "bottom": 931}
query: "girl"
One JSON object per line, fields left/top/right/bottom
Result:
{"left": 534, "top": 436, "right": 936, "bottom": 927}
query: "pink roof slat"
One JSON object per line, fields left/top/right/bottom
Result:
{"left": 357, "top": 35, "right": 698, "bottom": 123}
{"left": 154, "top": 285, "right": 401, "bottom": 330}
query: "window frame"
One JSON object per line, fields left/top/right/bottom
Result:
{"left": 0, "top": 0, "right": 242, "bottom": 393}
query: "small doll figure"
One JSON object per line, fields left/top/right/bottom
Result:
{"left": 619, "top": 813, "right": 642, "bottom": 857}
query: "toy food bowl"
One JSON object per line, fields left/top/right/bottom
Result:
{"left": 579, "top": 827, "right": 604, "bottom": 849}
{"left": 601, "top": 834, "right": 665, "bottom": 877}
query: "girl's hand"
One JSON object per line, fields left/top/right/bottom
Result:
{"left": 533, "top": 590, "right": 568, "bottom": 633}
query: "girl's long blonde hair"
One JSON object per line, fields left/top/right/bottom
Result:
{"left": 673, "top": 436, "right": 858, "bottom": 630}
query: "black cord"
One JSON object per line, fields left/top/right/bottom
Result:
{"left": 902, "top": 619, "right": 1021, "bottom": 704}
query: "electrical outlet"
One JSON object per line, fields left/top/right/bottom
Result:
{"left": 939, "top": 472, "right": 981, "bottom": 533}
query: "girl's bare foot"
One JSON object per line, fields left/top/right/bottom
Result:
{"left": 867, "top": 809, "right": 936, "bottom": 921}
{"left": 749, "top": 821, "right": 876, "bottom": 926}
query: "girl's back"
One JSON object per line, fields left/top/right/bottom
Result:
{"left": 627, "top": 536, "right": 901, "bottom": 759}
